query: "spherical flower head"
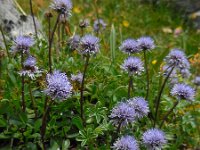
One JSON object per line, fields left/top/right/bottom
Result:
{"left": 128, "top": 97, "right": 149, "bottom": 119}
{"left": 142, "top": 128, "right": 166, "bottom": 150}
{"left": 79, "top": 34, "right": 100, "bottom": 55}
{"left": 110, "top": 102, "right": 135, "bottom": 127}
{"left": 165, "top": 49, "right": 190, "bottom": 69}
{"left": 193, "top": 76, "right": 200, "bottom": 86}
{"left": 79, "top": 19, "right": 90, "bottom": 28}
{"left": 119, "top": 39, "right": 140, "bottom": 54}
{"left": 44, "top": 70, "right": 72, "bottom": 100}
{"left": 71, "top": 72, "right": 83, "bottom": 83}
{"left": 68, "top": 35, "right": 80, "bottom": 51}
{"left": 23, "top": 56, "right": 36, "bottom": 68}
{"left": 93, "top": 19, "right": 107, "bottom": 32}
{"left": 113, "top": 135, "right": 139, "bottom": 150}
{"left": 180, "top": 69, "right": 191, "bottom": 78}
{"left": 137, "top": 36, "right": 155, "bottom": 51}
{"left": 162, "top": 65, "right": 177, "bottom": 78}
{"left": 51, "top": 0, "right": 72, "bottom": 17}
{"left": 13, "top": 35, "right": 34, "bottom": 52}
{"left": 121, "top": 57, "right": 144, "bottom": 76}
{"left": 171, "top": 83, "right": 195, "bottom": 101}
{"left": 19, "top": 56, "right": 41, "bottom": 79}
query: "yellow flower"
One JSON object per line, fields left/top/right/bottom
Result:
{"left": 73, "top": 7, "right": 81, "bottom": 14}
{"left": 162, "top": 27, "right": 172, "bottom": 33}
{"left": 122, "top": 20, "right": 129, "bottom": 27}
{"left": 152, "top": 60, "right": 157, "bottom": 65}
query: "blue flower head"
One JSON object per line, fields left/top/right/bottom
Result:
{"left": 51, "top": 0, "right": 72, "bottom": 17}
{"left": 79, "top": 34, "right": 100, "bottom": 55}
{"left": 193, "top": 76, "right": 200, "bottom": 86}
{"left": 71, "top": 72, "right": 83, "bottom": 84}
{"left": 113, "top": 135, "right": 139, "bottom": 150}
{"left": 128, "top": 97, "right": 149, "bottom": 119}
{"left": 171, "top": 83, "right": 195, "bottom": 101}
{"left": 13, "top": 35, "right": 34, "bottom": 53}
{"left": 142, "top": 128, "right": 166, "bottom": 150}
{"left": 162, "top": 65, "right": 177, "bottom": 78}
{"left": 121, "top": 57, "right": 144, "bottom": 76}
{"left": 44, "top": 70, "right": 72, "bottom": 100}
{"left": 23, "top": 56, "right": 36, "bottom": 68}
{"left": 165, "top": 49, "right": 190, "bottom": 69}
{"left": 110, "top": 102, "right": 136, "bottom": 128}
{"left": 93, "top": 19, "right": 107, "bottom": 32}
{"left": 137, "top": 36, "right": 155, "bottom": 51}
{"left": 19, "top": 56, "right": 41, "bottom": 79}
{"left": 119, "top": 39, "right": 140, "bottom": 54}
{"left": 68, "top": 35, "right": 80, "bottom": 51}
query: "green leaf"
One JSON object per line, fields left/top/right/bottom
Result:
{"left": 49, "top": 140, "right": 60, "bottom": 150}
{"left": 72, "top": 116, "right": 83, "bottom": 130}
{"left": 110, "top": 24, "right": 116, "bottom": 62}
{"left": 62, "top": 139, "right": 70, "bottom": 150}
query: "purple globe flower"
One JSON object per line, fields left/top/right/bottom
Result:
{"left": 137, "top": 36, "right": 155, "bottom": 51}
{"left": 51, "top": 0, "right": 72, "bottom": 17}
{"left": 110, "top": 102, "right": 136, "bottom": 127}
{"left": 13, "top": 35, "right": 34, "bottom": 53}
{"left": 79, "top": 19, "right": 90, "bottom": 28}
{"left": 121, "top": 57, "right": 144, "bottom": 75}
{"left": 44, "top": 70, "right": 72, "bottom": 100}
{"left": 171, "top": 83, "right": 195, "bottom": 101}
{"left": 93, "top": 19, "right": 107, "bottom": 32}
{"left": 71, "top": 72, "right": 83, "bottom": 83}
{"left": 162, "top": 65, "right": 177, "bottom": 78}
{"left": 68, "top": 35, "right": 80, "bottom": 51}
{"left": 128, "top": 97, "right": 149, "bottom": 119}
{"left": 113, "top": 135, "right": 139, "bottom": 150}
{"left": 142, "top": 128, "right": 166, "bottom": 150}
{"left": 23, "top": 56, "right": 36, "bottom": 67}
{"left": 19, "top": 56, "right": 41, "bottom": 79}
{"left": 119, "top": 39, "right": 140, "bottom": 54}
{"left": 79, "top": 34, "right": 100, "bottom": 55}
{"left": 193, "top": 76, "right": 200, "bottom": 86}
{"left": 165, "top": 49, "right": 190, "bottom": 69}
{"left": 180, "top": 69, "right": 191, "bottom": 78}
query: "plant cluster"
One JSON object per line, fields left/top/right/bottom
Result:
{"left": 0, "top": 0, "right": 199, "bottom": 149}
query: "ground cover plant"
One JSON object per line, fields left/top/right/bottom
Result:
{"left": 0, "top": 0, "right": 200, "bottom": 149}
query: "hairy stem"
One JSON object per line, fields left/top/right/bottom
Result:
{"left": 29, "top": 0, "right": 38, "bottom": 38}
{"left": 21, "top": 51, "right": 25, "bottom": 112}
{"left": 154, "top": 66, "right": 175, "bottom": 127}
{"left": 41, "top": 100, "right": 52, "bottom": 150}
{"left": 144, "top": 50, "right": 149, "bottom": 100}
{"left": 94, "top": 0, "right": 100, "bottom": 36}
{"left": 57, "top": 22, "right": 61, "bottom": 62}
{"left": 80, "top": 55, "right": 90, "bottom": 124}
{"left": 159, "top": 101, "right": 179, "bottom": 128}
{"left": 49, "top": 14, "right": 60, "bottom": 73}
{"left": 128, "top": 76, "right": 133, "bottom": 99}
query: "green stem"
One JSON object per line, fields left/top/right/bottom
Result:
{"left": 80, "top": 55, "right": 90, "bottom": 124}
{"left": 144, "top": 50, "right": 149, "bottom": 100}
{"left": 29, "top": 0, "right": 38, "bottom": 38}
{"left": 159, "top": 101, "right": 179, "bottom": 128}
{"left": 21, "top": 51, "right": 25, "bottom": 112}
{"left": 128, "top": 76, "right": 133, "bottom": 99}
{"left": 40, "top": 100, "right": 52, "bottom": 150}
{"left": 154, "top": 66, "right": 175, "bottom": 127}
{"left": 49, "top": 13, "right": 60, "bottom": 73}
